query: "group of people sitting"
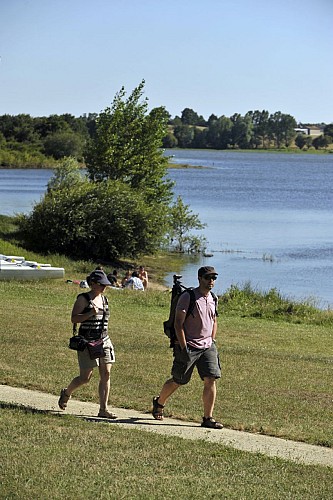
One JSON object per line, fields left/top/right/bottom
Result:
{"left": 106, "top": 265, "right": 148, "bottom": 291}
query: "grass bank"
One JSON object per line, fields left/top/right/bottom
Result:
{"left": 1, "top": 408, "right": 332, "bottom": 499}
{"left": 1, "top": 218, "right": 333, "bottom": 497}
{"left": 1, "top": 216, "right": 332, "bottom": 447}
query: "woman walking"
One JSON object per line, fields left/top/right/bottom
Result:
{"left": 58, "top": 270, "right": 117, "bottom": 419}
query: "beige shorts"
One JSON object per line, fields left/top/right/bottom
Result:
{"left": 77, "top": 337, "right": 115, "bottom": 370}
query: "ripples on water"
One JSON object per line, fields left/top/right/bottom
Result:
{"left": 0, "top": 152, "right": 332, "bottom": 307}
{"left": 165, "top": 150, "right": 333, "bottom": 308}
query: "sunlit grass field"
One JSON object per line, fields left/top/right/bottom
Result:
{"left": 1, "top": 216, "right": 333, "bottom": 497}
{"left": 1, "top": 407, "right": 333, "bottom": 499}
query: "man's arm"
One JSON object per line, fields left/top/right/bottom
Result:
{"left": 212, "top": 316, "right": 217, "bottom": 341}
{"left": 174, "top": 308, "right": 187, "bottom": 350}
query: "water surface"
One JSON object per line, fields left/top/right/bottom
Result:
{"left": 0, "top": 151, "right": 332, "bottom": 307}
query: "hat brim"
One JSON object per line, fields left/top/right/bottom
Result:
{"left": 98, "top": 280, "right": 111, "bottom": 286}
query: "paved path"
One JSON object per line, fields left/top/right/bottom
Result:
{"left": 1, "top": 384, "right": 332, "bottom": 468}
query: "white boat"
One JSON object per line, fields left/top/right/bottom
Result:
{"left": 0, "top": 255, "right": 65, "bottom": 280}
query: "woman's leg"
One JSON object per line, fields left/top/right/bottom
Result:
{"left": 66, "top": 368, "right": 93, "bottom": 396}
{"left": 58, "top": 368, "right": 93, "bottom": 410}
{"left": 98, "top": 362, "right": 111, "bottom": 411}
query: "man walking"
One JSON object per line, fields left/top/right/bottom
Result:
{"left": 152, "top": 266, "right": 223, "bottom": 429}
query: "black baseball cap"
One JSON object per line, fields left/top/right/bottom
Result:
{"left": 198, "top": 266, "right": 218, "bottom": 277}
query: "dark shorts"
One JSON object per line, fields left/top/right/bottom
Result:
{"left": 171, "top": 342, "right": 221, "bottom": 385}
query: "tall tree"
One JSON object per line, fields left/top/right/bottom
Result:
{"left": 167, "top": 196, "right": 206, "bottom": 253}
{"left": 173, "top": 124, "right": 195, "bottom": 148}
{"left": 207, "top": 116, "right": 233, "bottom": 149}
{"left": 250, "top": 110, "right": 270, "bottom": 148}
{"left": 269, "top": 112, "right": 296, "bottom": 147}
{"left": 19, "top": 82, "right": 175, "bottom": 259}
{"left": 324, "top": 124, "right": 333, "bottom": 139}
{"left": 84, "top": 80, "right": 172, "bottom": 205}
{"left": 43, "top": 131, "right": 85, "bottom": 159}
{"left": 181, "top": 108, "right": 200, "bottom": 125}
{"left": 230, "top": 113, "right": 253, "bottom": 148}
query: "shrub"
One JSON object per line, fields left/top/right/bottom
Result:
{"left": 18, "top": 179, "right": 167, "bottom": 260}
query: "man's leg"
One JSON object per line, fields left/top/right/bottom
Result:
{"left": 152, "top": 378, "right": 180, "bottom": 420}
{"left": 157, "top": 378, "right": 180, "bottom": 406}
{"left": 202, "top": 376, "right": 216, "bottom": 418}
{"left": 201, "top": 376, "right": 223, "bottom": 428}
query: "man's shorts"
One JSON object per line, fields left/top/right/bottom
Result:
{"left": 171, "top": 342, "right": 221, "bottom": 385}
{"left": 77, "top": 337, "right": 115, "bottom": 370}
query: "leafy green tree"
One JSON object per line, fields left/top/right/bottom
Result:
{"left": 84, "top": 80, "right": 172, "bottom": 205}
{"left": 281, "top": 114, "right": 297, "bottom": 146}
{"left": 19, "top": 82, "right": 173, "bottom": 260}
{"left": 0, "top": 114, "right": 38, "bottom": 143}
{"left": 230, "top": 113, "right": 253, "bottom": 148}
{"left": 173, "top": 124, "right": 195, "bottom": 148}
{"left": 43, "top": 131, "right": 85, "bottom": 159}
{"left": 33, "top": 114, "right": 72, "bottom": 138}
{"left": 162, "top": 132, "right": 178, "bottom": 148}
{"left": 167, "top": 196, "right": 206, "bottom": 253}
{"left": 0, "top": 131, "right": 5, "bottom": 146}
{"left": 207, "top": 114, "right": 218, "bottom": 126}
{"left": 207, "top": 116, "right": 233, "bottom": 149}
{"left": 312, "top": 134, "right": 332, "bottom": 149}
{"left": 47, "top": 157, "right": 85, "bottom": 192}
{"left": 181, "top": 108, "right": 206, "bottom": 126}
{"left": 324, "top": 124, "right": 333, "bottom": 139}
{"left": 250, "top": 110, "right": 270, "bottom": 148}
{"left": 269, "top": 112, "right": 297, "bottom": 147}
{"left": 192, "top": 127, "right": 208, "bottom": 149}
{"left": 170, "top": 116, "right": 182, "bottom": 127}
{"left": 295, "top": 134, "right": 312, "bottom": 150}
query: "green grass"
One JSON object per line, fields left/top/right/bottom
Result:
{"left": 1, "top": 217, "right": 333, "bottom": 497}
{"left": 1, "top": 408, "right": 333, "bottom": 500}
{"left": 1, "top": 276, "right": 332, "bottom": 448}
{"left": 221, "top": 282, "right": 333, "bottom": 325}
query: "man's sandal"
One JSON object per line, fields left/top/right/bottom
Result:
{"left": 152, "top": 396, "right": 164, "bottom": 420}
{"left": 201, "top": 417, "right": 223, "bottom": 429}
{"left": 58, "top": 388, "right": 70, "bottom": 410}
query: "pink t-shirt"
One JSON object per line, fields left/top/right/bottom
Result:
{"left": 176, "top": 288, "right": 216, "bottom": 349}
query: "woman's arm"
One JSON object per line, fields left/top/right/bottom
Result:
{"left": 71, "top": 296, "right": 99, "bottom": 324}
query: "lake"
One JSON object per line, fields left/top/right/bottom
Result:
{"left": 0, "top": 150, "right": 332, "bottom": 308}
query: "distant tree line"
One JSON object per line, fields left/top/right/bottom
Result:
{"left": 163, "top": 108, "right": 333, "bottom": 151}
{"left": 0, "top": 113, "right": 97, "bottom": 167}
{"left": 0, "top": 108, "right": 332, "bottom": 169}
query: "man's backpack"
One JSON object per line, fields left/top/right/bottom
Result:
{"left": 163, "top": 275, "right": 218, "bottom": 348}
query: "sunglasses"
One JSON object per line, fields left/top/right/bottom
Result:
{"left": 203, "top": 274, "right": 217, "bottom": 281}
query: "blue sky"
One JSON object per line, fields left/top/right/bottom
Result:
{"left": 0, "top": 0, "right": 332, "bottom": 123}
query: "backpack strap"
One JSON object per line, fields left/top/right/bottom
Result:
{"left": 186, "top": 289, "right": 196, "bottom": 318}
{"left": 185, "top": 289, "right": 218, "bottom": 318}
{"left": 211, "top": 291, "right": 219, "bottom": 317}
